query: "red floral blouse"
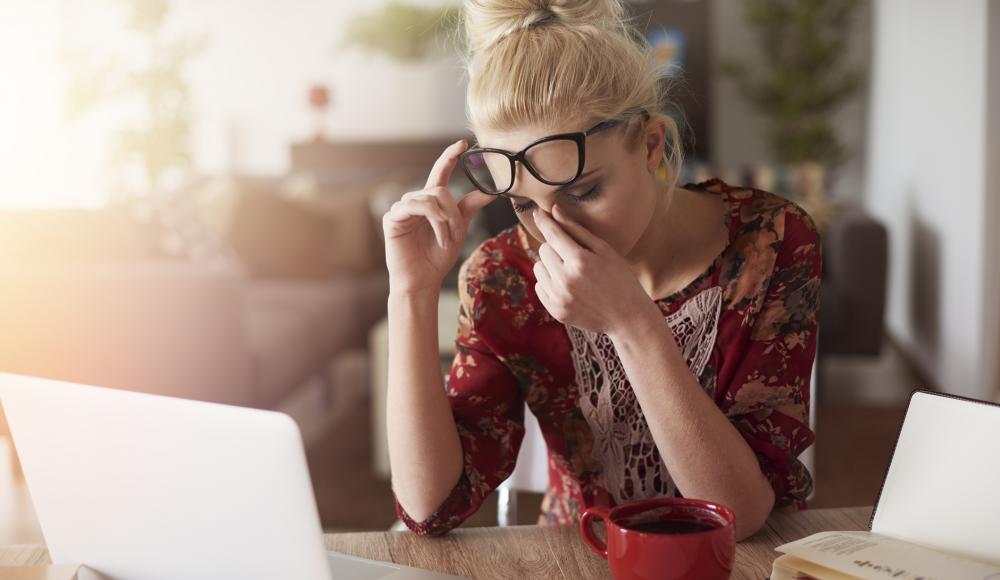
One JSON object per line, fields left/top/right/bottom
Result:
{"left": 394, "top": 178, "right": 822, "bottom": 536}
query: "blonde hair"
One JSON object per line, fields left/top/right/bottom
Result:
{"left": 457, "top": 0, "right": 685, "bottom": 192}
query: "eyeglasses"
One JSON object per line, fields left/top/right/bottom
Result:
{"left": 459, "top": 108, "right": 650, "bottom": 196}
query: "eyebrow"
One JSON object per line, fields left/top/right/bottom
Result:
{"left": 506, "top": 169, "right": 601, "bottom": 201}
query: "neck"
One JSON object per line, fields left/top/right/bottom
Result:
{"left": 624, "top": 180, "right": 684, "bottom": 299}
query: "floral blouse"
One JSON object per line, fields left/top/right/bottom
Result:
{"left": 393, "top": 177, "right": 822, "bottom": 536}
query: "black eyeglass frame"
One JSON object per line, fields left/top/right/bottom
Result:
{"left": 459, "top": 107, "right": 651, "bottom": 196}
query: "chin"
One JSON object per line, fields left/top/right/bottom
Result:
{"left": 595, "top": 232, "right": 627, "bottom": 256}
{"left": 616, "top": 230, "right": 646, "bottom": 259}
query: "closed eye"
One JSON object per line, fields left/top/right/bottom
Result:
{"left": 511, "top": 199, "right": 535, "bottom": 214}
{"left": 511, "top": 184, "right": 602, "bottom": 214}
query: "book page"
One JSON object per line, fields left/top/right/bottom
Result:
{"left": 775, "top": 531, "right": 1000, "bottom": 579}
{"left": 772, "top": 554, "right": 859, "bottom": 580}
{"left": 871, "top": 392, "right": 1000, "bottom": 565}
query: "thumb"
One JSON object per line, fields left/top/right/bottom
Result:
{"left": 458, "top": 189, "right": 496, "bottom": 222}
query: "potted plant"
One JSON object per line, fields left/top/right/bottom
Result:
{"left": 337, "top": 2, "right": 467, "bottom": 138}
{"left": 61, "top": 0, "right": 217, "bottom": 260}
{"left": 721, "top": 0, "right": 866, "bottom": 231}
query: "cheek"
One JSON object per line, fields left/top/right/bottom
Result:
{"left": 515, "top": 215, "right": 551, "bottom": 252}
{"left": 515, "top": 214, "right": 542, "bottom": 241}
{"left": 517, "top": 208, "right": 606, "bottom": 252}
{"left": 563, "top": 195, "right": 640, "bottom": 253}
{"left": 515, "top": 190, "right": 649, "bottom": 253}
{"left": 574, "top": 213, "right": 615, "bottom": 246}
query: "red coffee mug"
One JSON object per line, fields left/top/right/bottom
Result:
{"left": 579, "top": 497, "right": 736, "bottom": 580}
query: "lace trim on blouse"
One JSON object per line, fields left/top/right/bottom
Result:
{"left": 565, "top": 285, "right": 723, "bottom": 504}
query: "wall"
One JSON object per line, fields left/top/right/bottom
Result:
{"left": 179, "top": 0, "right": 876, "bottom": 188}
{"left": 988, "top": 1, "right": 1000, "bottom": 403}
{"left": 0, "top": 0, "right": 468, "bottom": 209}
{"left": 174, "top": 0, "right": 467, "bottom": 177}
{"left": 2, "top": 0, "right": 876, "bottom": 208}
{"left": 865, "top": 0, "right": 999, "bottom": 400}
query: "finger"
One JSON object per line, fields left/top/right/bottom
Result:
{"left": 385, "top": 202, "right": 444, "bottom": 247}
{"left": 406, "top": 197, "right": 451, "bottom": 247}
{"left": 387, "top": 198, "right": 450, "bottom": 248}
{"left": 406, "top": 190, "right": 461, "bottom": 242}
{"left": 535, "top": 209, "right": 585, "bottom": 261}
{"left": 457, "top": 189, "right": 497, "bottom": 222}
{"left": 537, "top": 242, "right": 566, "bottom": 286}
{"left": 425, "top": 139, "right": 470, "bottom": 190}
{"left": 534, "top": 281, "right": 557, "bottom": 318}
{"left": 538, "top": 241, "right": 563, "bottom": 266}
{"left": 431, "top": 188, "right": 465, "bottom": 241}
{"left": 551, "top": 204, "right": 608, "bottom": 254}
{"left": 532, "top": 259, "right": 554, "bottom": 288}
{"left": 386, "top": 196, "right": 448, "bottom": 230}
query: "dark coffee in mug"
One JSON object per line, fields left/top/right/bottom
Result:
{"left": 624, "top": 519, "right": 716, "bottom": 535}
{"left": 580, "top": 497, "right": 736, "bottom": 580}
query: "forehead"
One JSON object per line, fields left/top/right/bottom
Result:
{"left": 475, "top": 115, "right": 629, "bottom": 152}
{"left": 474, "top": 123, "right": 574, "bottom": 152}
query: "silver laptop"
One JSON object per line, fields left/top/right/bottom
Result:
{"left": 0, "top": 372, "right": 466, "bottom": 580}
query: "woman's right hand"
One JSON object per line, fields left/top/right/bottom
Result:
{"left": 382, "top": 139, "right": 497, "bottom": 296}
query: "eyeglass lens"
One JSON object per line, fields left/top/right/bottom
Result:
{"left": 464, "top": 138, "right": 580, "bottom": 194}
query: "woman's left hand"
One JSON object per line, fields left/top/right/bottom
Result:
{"left": 532, "top": 205, "right": 658, "bottom": 336}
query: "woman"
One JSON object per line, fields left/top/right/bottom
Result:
{"left": 382, "top": 0, "right": 820, "bottom": 542}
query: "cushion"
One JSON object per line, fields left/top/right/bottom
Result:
{"left": 225, "top": 182, "right": 385, "bottom": 279}
{"left": 244, "top": 304, "right": 322, "bottom": 409}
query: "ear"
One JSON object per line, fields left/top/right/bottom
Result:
{"left": 644, "top": 116, "right": 668, "bottom": 175}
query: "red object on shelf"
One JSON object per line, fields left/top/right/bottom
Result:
{"left": 309, "top": 84, "right": 333, "bottom": 142}
{"left": 309, "top": 85, "right": 330, "bottom": 110}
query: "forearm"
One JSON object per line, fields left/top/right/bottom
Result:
{"left": 608, "top": 301, "right": 775, "bottom": 541}
{"left": 386, "top": 290, "right": 464, "bottom": 523}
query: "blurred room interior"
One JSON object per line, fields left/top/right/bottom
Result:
{"left": 1, "top": 0, "right": 998, "bottom": 543}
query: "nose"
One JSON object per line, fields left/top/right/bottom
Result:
{"left": 510, "top": 163, "right": 570, "bottom": 215}
{"left": 536, "top": 200, "right": 558, "bottom": 214}
{"left": 507, "top": 166, "right": 548, "bottom": 213}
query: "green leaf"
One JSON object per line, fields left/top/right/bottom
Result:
{"left": 721, "top": 0, "right": 866, "bottom": 165}
{"left": 339, "top": 2, "right": 463, "bottom": 62}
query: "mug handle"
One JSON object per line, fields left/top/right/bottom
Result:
{"left": 579, "top": 506, "right": 610, "bottom": 559}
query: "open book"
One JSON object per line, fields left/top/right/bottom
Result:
{"left": 771, "top": 390, "right": 1000, "bottom": 579}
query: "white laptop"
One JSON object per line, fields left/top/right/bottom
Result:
{"left": 0, "top": 373, "right": 467, "bottom": 580}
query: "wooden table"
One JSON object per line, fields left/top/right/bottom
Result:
{"left": 0, "top": 506, "right": 871, "bottom": 579}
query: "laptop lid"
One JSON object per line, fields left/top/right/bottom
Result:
{"left": 0, "top": 373, "right": 333, "bottom": 580}
{"left": 869, "top": 389, "right": 1000, "bottom": 565}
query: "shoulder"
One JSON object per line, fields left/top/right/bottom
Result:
{"left": 691, "top": 177, "right": 820, "bottom": 257}
{"left": 705, "top": 178, "right": 822, "bottom": 311}
{"left": 739, "top": 187, "right": 821, "bottom": 279}
{"left": 726, "top": 187, "right": 822, "bottom": 303}
{"left": 707, "top": 179, "right": 818, "bottom": 237}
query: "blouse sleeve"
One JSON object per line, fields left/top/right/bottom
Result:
{"left": 723, "top": 205, "right": 822, "bottom": 510}
{"left": 392, "top": 254, "right": 526, "bottom": 536}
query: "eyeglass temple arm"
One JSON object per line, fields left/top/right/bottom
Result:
{"left": 584, "top": 107, "right": 650, "bottom": 135}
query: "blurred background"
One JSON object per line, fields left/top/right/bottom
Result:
{"left": 1, "top": 0, "right": 998, "bottom": 542}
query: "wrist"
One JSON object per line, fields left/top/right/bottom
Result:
{"left": 389, "top": 283, "right": 442, "bottom": 304}
{"left": 388, "top": 287, "right": 440, "bottom": 318}
{"left": 606, "top": 296, "right": 664, "bottom": 342}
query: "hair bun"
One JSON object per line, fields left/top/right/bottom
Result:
{"left": 463, "top": 0, "right": 627, "bottom": 54}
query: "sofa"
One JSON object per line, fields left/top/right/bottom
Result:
{"left": 0, "top": 180, "right": 390, "bottom": 441}
{"left": 816, "top": 201, "right": 889, "bottom": 357}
